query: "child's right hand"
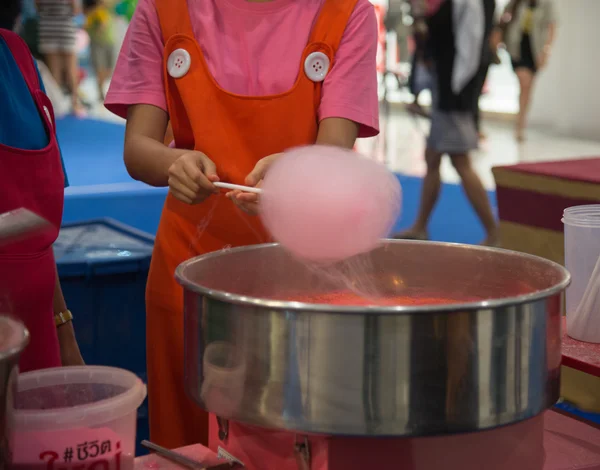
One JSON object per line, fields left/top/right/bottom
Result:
{"left": 168, "top": 151, "right": 220, "bottom": 204}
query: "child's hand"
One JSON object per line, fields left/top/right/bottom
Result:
{"left": 227, "top": 153, "right": 281, "bottom": 216}
{"left": 246, "top": 153, "right": 282, "bottom": 187}
{"left": 226, "top": 184, "right": 261, "bottom": 216}
{"left": 168, "top": 151, "right": 220, "bottom": 204}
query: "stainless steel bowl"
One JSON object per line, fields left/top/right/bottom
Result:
{"left": 176, "top": 241, "right": 570, "bottom": 437}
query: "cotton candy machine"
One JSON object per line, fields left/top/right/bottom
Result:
{"left": 175, "top": 240, "right": 570, "bottom": 469}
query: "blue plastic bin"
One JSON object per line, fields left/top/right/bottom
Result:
{"left": 54, "top": 218, "right": 154, "bottom": 455}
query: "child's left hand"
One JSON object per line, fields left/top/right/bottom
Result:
{"left": 226, "top": 185, "right": 261, "bottom": 215}
{"left": 226, "top": 153, "right": 281, "bottom": 216}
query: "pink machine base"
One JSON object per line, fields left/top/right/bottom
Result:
{"left": 135, "top": 410, "right": 600, "bottom": 470}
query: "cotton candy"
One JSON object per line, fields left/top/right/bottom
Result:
{"left": 260, "top": 146, "right": 401, "bottom": 262}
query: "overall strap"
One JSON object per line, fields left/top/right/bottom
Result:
{"left": 0, "top": 29, "right": 41, "bottom": 92}
{"left": 155, "top": 0, "right": 195, "bottom": 44}
{"left": 309, "top": 0, "right": 360, "bottom": 53}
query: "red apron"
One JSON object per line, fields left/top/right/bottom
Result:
{"left": 0, "top": 30, "right": 63, "bottom": 373}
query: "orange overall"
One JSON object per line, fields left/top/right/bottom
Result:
{"left": 149, "top": 0, "right": 359, "bottom": 450}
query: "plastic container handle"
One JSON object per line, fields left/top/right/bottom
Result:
{"left": 571, "top": 253, "right": 600, "bottom": 341}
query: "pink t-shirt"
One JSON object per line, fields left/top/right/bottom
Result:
{"left": 105, "top": 0, "right": 380, "bottom": 138}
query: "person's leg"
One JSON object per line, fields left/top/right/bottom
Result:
{"left": 473, "top": 99, "right": 481, "bottom": 135}
{"left": 89, "top": 44, "right": 100, "bottom": 99}
{"left": 394, "top": 147, "right": 443, "bottom": 239}
{"left": 408, "top": 51, "right": 418, "bottom": 96}
{"left": 407, "top": 52, "right": 427, "bottom": 115}
{"left": 90, "top": 44, "right": 106, "bottom": 101}
{"left": 515, "top": 68, "right": 535, "bottom": 142}
{"left": 413, "top": 91, "right": 421, "bottom": 106}
{"left": 63, "top": 51, "right": 84, "bottom": 114}
{"left": 97, "top": 45, "right": 115, "bottom": 101}
{"left": 45, "top": 51, "right": 63, "bottom": 87}
{"left": 97, "top": 68, "right": 109, "bottom": 101}
{"left": 449, "top": 154, "right": 498, "bottom": 246}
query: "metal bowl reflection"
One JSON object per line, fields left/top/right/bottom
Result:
{"left": 176, "top": 240, "right": 570, "bottom": 437}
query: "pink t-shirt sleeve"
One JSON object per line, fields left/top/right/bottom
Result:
{"left": 104, "top": 0, "right": 166, "bottom": 119}
{"left": 319, "top": 0, "right": 380, "bottom": 138}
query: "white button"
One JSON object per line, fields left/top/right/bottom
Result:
{"left": 43, "top": 106, "right": 52, "bottom": 127}
{"left": 167, "top": 48, "right": 191, "bottom": 79}
{"left": 304, "top": 52, "right": 330, "bottom": 82}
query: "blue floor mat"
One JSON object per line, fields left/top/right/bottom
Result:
{"left": 392, "top": 174, "right": 497, "bottom": 246}
{"left": 56, "top": 116, "right": 130, "bottom": 186}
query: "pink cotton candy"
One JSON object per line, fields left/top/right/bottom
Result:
{"left": 260, "top": 146, "right": 401, "bottom": 262}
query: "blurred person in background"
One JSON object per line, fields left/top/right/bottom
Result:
{"left": 0, "top": 0, "right": 84, "bottom": 371}
{"left": 84, "top": 0, "right": 115, "bottom": 101}
{"left": 10, "top": 0, "right": 71, "bottom": 116}
{"left": 405, "top": 0, "right": 445, "bottom": 117}
{"left": 496, "top": 0, "right": 556, "bottom": 141}
{"left": 37, "top": 0, "right": 85, "bottom": 116}
{"left": 472, "top": 0, "right": 499, "bottom": 140}
{"left": 395, "top": 0, "right": 498, "bottom": 246}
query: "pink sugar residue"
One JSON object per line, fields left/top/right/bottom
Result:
{"left": 288, "top": 279, "right": 537, "bottom": 307}
{"left": 290, "top": 291, "right": 463, "bottom": 307}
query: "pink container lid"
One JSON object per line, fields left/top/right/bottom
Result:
{"left": 14, "top": 366, "right": 147, "bottom": 432}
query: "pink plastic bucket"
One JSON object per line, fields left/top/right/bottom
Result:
{"left": 11, "top": 366, "right": 146, "bottom": 469}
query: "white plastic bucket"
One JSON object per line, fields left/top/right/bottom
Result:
{"left": 11, "top": 366, "right": 146, "bottom": 469}
{"left": 563, "top": 205, "right": 600, "bottom": 343}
